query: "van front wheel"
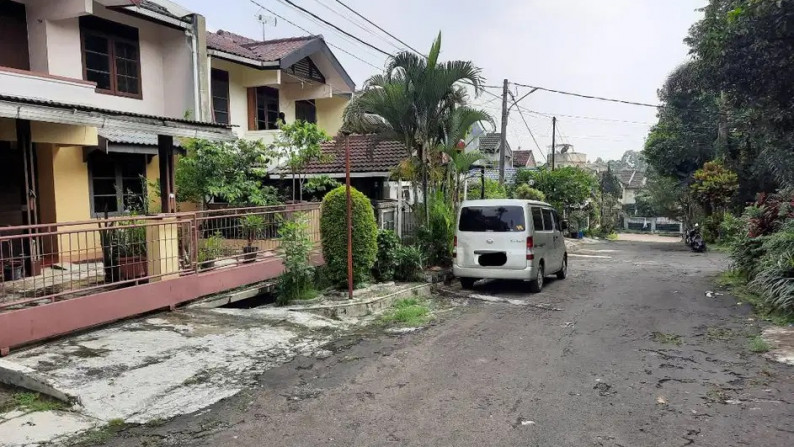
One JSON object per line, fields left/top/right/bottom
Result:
{"left": 529, "top": 264, "right": 544, "bottom": 293}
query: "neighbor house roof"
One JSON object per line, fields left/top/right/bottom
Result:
{"left": 513, "top": 150, "right": 536, "bottom": 168}
{"left": 206, "top": 31, "right": 355, "bottom": 91}
{"left": 280, "top": 135, "right": 407, "bottom": 178}
{"left": 479, "top": 133, "right": 503, "bottom": 153}
{"left": 617, "top": 169, "right": 645, "bottom": 189}
{"left": 98, "top": 128, "right": 182, "bottom": 147}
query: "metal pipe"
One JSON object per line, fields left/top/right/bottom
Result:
{"left": 345, "top": 133, "right": 353, "bottom": 300}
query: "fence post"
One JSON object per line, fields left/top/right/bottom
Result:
{"left": 146, "top": 216, "right": 181, "bottom": 282}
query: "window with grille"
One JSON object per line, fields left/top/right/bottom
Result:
{"left": 80, "top": 16, "right": 141, "bottom": 98}
{"left": 249, "top": 86, "right": 280, "bottom": 130}
{"left": 211, "top": 69, "right": 230, "bottom": 124}
{"left": 295, "top": 99, "right": 316, "bottom": 124}
{"left": 89, "top": 152, "right": 147, "bottom": 215}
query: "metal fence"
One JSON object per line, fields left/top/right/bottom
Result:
{"left": 0, "top": 203, "right": 321, "bottom": 311}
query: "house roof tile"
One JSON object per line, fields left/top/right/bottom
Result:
{"left": 283, "top": 135, "right": 407, "bottom": 176}
{"left": 617, "top": 169, "right": 645, "bottom": 189}
{"left": 479, "top": 133, "right": 502, "bottom": 153}
{"left": 513, "top": 150, "right": 536, "bottom": 168}
{"left": 207, "top": 31, "right": 319, "bottom": 62}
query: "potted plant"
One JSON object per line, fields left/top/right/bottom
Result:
{"left": 240, "top": 214, "right": 265, "bottom": 263}
{"left": 198, "top": 233, "right": 224, "bottom": 270}
{"left": 98, "top": 216, "right": 147, "bottom": 283}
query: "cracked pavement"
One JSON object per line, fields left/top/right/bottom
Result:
{"left": 94, "top": 239, "right": 794, "bottom": 446}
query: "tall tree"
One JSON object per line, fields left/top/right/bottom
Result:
{"left": 342, "top": 32, "right": 486, "bottom": 220}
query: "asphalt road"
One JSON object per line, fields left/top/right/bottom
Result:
{"left": 102, "top": 239, "right": 794, "bottom": 447}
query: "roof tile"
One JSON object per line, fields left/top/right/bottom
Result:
{"left": 207, "top": 31, "right": 319, "bottom": 62}
{"left": 283, "top": 135, "right": 407, "bottom": 175}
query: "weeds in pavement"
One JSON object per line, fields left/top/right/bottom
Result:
{"left": 717, "top": 271, "right": 794, "bottom": 326}
{"left": 706, "top": 327, "right": 737, "bottom": 341}
{"left": 12, "top": 392, "right": 66, "bottom": 412}
{"left": 748, "top": 336, "right": 772, "bottom": 353}
{"left": 651, "top": 332, "right": 683, "bottom": 346}
{"left": 380, "top": 298, "right": 433, "bottom": 327}
{"left": 68, "top": 419, "right": 128, "bottom": 446}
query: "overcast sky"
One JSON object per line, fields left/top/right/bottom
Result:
{"left": 183, "top": 0, "right": 707, "bottom": 162}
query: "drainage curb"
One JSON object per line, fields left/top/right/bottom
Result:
{"left": 0, "top": 359, "right": 78, "bottom": 404}
{"left": 291, "top": 284, "right": 431, "bottom": 319}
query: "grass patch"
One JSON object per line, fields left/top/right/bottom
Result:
{"left": 606, "top": 232, "right": 619, "bottom": 241}
{"left": 651, "top": 331, "right": 683, "bottom": 346}
{"left": 380, "top": 298, "right": 432, "bottom": 327}
{"left": 297, "top": 287, "right": 319, "bottom": 301}
{"left": 748, "top": 336, "right": 772, "bottom": 353}
{"left": 706, "top": 327, "right": 737, "bottom": 341}
{"left": 12, "top": 392, "right": 66, "bottom": 412}
{"left": 68, "top": 419, "right": 129, "bottom": 446}
{"left": 717, "top": 270, "right": 794, "bottom": 326}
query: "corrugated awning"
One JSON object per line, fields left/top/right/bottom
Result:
{"left": 96, "top": 128, "right": 184, "bottom": 155}
{"left": 0, "top": 94, "right": 235, "bottom": 141}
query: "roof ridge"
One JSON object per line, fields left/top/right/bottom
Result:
{"left": 243, "top": 35, "right": 322, "bottom": 47}
{"left": 212, "top": 30, "right": 257, "bottom": 44}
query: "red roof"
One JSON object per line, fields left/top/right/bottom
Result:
{"left": 207, "top": 31, "right": 319, "bottom": 62}
{"left": 513, "top": 150, "right": 536, "bottom": 168}
{"left": 288, "top": 135, "right": 408, "bottom": 176}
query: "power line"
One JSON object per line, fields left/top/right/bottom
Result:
{"left": 310, "top": 0, "right": 405, "bottom": 53}
{"left": 246, "top": 0, "right": 383, "bottom": 70}
{"left": 508, "top": 91, "right": 544, "bottom": 162}
{"left": 512, "top": 82, "right": 660, "bottom": 108}
{"left": 269, "top": 0, "right": 394, "bottom": 57}
{"left": 334, "top": 0, "right": 425, "bottom": 58}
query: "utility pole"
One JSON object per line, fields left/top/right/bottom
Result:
{"left": 551, "top": 116, "right": 557, "bottom": 170}
{"left": 498, "top": 78, "right": 509, "bottom": 185}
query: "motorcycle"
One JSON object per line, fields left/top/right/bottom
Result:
{"left": 683, "top": 224, "right": 707, "bottom": 253}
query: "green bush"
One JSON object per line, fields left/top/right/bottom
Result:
{"left": 467, "top": 178, "right": 507, "bottom": 199}
{"left": 752, "top": 252, "right": 794, "bottom": 314}
{"left": 320, "top": 185, "right": 378, "bottom": 287}
{"left": 513, "top": 184, "right": 546, "bottom": 201}
{"left": 373, "top": 230, "right": 400, "bottom": 281}
{"left": 277, "top": 213, "right": 315, "bottom": 305}
{"left": 394, "top": 245, "right": 424, "bottom": 282}
{"left": 416, "top": 192, "right": 455, "bottom": 267}
{"left": 719, "top": 213, "right": 744, "bottom": 245}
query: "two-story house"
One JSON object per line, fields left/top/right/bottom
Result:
{"left": 205, "top": 30, "right": 355, "bottom": 144}
{"left": 0, "top": 0, "right": 233, "bottom": 270}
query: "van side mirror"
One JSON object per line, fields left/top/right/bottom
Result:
{"left": 561, "top": 220, "right": 569, "bottom": 230}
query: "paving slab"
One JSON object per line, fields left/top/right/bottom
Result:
{"left": 0, "top": 411, "right": 98, "bottom": 447}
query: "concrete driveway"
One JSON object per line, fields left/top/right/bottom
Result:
{"left": 94, "top": 239, "right": 794, "bottom": 446}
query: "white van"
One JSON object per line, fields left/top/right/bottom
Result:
{"left": 453, "top": 199, "right": 568, "bottom": 292}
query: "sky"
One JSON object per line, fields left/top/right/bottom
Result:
{"left": 181, "top": 0, "right": 707, "bottom": 163}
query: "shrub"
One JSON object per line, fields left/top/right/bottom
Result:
{"left": 198, "top": 233, "right": 224, "bottom": 264}
{"left": 277, "top": 213, "right": 315, "bottom": 305}
{"left": 374, "top": 230, "right": 400, "bottom": 281}
{"left": 514, "top": 184, "right": 546, "bottom": 201}
{"left": 718, "top": 213, "right": 744, "bottom": 245}
{"left": 416, "top": 192, "right": 455, "bottom": 267}
{"left": 320, "top": 186, "right": 378, "bottom": 287}
{"left": 752, "top": 252, "right": 794, "bottom": 314}
{"left": 467, "top": 178, "right": 507, "bottom": 199}
{"left": 394, "top": 245, "right": 424, "bottom": 282}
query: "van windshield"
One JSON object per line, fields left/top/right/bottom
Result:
{"left": 459, "top": 206, "right": 525, "bottom": 232}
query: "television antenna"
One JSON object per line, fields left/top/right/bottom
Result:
{"left": 256, "top": 12, "right": 277, "bottom": 41}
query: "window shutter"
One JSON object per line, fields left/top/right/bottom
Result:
{"left": 247, "top": 87, "right": 257, "bottom": 130}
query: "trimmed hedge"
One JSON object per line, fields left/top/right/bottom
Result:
{"left": 320, "top": 185, "right": 378, "bottom": 286}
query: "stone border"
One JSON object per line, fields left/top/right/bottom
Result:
{"left": 292, "top": 283, "right": 430, "bottom": 319}
{"left": 0, "top": 359, "right": 78, "bottom": 404}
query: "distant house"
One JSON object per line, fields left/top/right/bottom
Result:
{"left": 512, "top": 150, "right": 536, "bottom": 168}
{"left": 472, "top": 132, "right": 512, "bottom": 168}
{"left": 617, "top": 169, "right": 646, "bottom": 208}
{"left": 547, "top": 144, "right": 588, "bottom": 169}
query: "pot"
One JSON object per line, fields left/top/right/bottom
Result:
{"left": 242, "top": 246, "right": 259, "bottom": 263}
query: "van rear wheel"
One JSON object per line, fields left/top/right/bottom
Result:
{"left": 460, "top": 277, "right": 477, "bottom": 290}
{"left": 528, "top": 264, "right": 544, "bottom": 293}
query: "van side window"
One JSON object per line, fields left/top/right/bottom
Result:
{"left": 552, "top": 210, "right": 562, "bottom": 231}
{"left": 542, "top": 209, "right": 554, "bottom": 232}
{"left": 531, "top": 207, "right": 544, "bottom": 231}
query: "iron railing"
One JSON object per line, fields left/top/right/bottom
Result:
{"left": 0, "top": 203, "right": 321, "bottom": 311}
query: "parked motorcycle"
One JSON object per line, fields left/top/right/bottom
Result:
{"left": 683, "top": 224, "right": 707, "bottom": 253}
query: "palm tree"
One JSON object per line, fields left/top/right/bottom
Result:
{"left": 437, "top": 107, "right": 492, "bottom": 206}
{"left": 343, "top": 32, "right": 486, "bottom": 221}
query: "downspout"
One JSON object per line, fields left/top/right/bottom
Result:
{"left": 188, "top": 27, "right": 201, "bottom": 120}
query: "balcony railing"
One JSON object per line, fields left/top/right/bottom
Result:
{"left": 0, "top": 203, "right": 321, "bottom": 311}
